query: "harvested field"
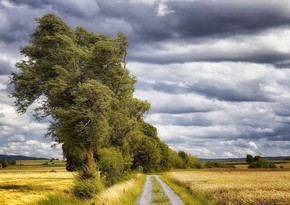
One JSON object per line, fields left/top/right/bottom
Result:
{"left": 167, "top": 170, "right": 290, "bottom": 205}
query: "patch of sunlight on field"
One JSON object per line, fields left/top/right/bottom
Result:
{"left": 168, "top": 170, "right": 290, "bottom": 205}
{"left": 0, "top": 171, "right": 74, "bottom": 205}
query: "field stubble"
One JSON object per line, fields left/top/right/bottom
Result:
{"left": 167, "top": 170, "right": 290, "bottom": 205}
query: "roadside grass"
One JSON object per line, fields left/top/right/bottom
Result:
{"left": 161, "top": 173, "right": 216, "bottom": 205}
{"left": 38, "top": 173, "right": 146, "bottom": 205}
{"left": 151, "top": 176, "right": 169, "bottom": 204}
{"left": 37, "top": 195, "right": 80, "bottom": 205}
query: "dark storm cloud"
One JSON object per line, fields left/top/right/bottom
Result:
{"left": 6, "top": 0, "right": 290, "bottom": 43}
{"left": 274, "top": 62, "right": 290, "bottom": 69}
{"left": 129, "top": 42, "right": 290, "bottom": 65}
{"left": 2, "top": 0, "right": 290, "bottom": 65}
{"left": 165, "top": 0, "right": 290, "bottom": 39}
{"left": 137, "top": 80, "right": 272, "bottom": 102}
{"left": 262, "top": 123, "right": 290, "bottom": 141}
{"left": 97, "top": 0, "right": 290, "bottom": 43}
{"left": 263, "top": 142, "right": 290, "bottom": 150}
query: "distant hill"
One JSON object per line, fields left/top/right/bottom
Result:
{"left": 0, "top": 155, "right": 49, "bottom": 160}
{"left": 200, "top": 156, "right": 290, "bottom": 162}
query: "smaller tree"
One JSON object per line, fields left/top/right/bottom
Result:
{"left": 246, "top": 154, "right": 254, "bottom": 164}
{"left": 178, "top": 151, "right": 189, "bottom": 168}
{"left": 1, "top": 160, "right": 9, "bottom": 169}
{"left": 253, "top": 155, "right": 261, "bottom": 162}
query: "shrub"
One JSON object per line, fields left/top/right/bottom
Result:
{"left": 248, "top": 158, "right": 276, "bottom": 168}
{"left": 73, "top": 177, "right": 104, "bottom": 199}
{"left": 98, "top": 147, "right": 125, "bottom": 186}
{"left": 1, "top": 160, "right": 9, "bottom": 169}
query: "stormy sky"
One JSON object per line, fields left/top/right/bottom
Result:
{"left": 1, "top": 0, "right": 290, "bottom": 158}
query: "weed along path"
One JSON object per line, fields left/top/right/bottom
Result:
{"left": 136, "top": 175, "right": 185, "bottom": 205}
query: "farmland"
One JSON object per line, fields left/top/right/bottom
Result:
{"left": 166, "top": 170, "right": 290, "bottom": 205}
{"left": 2, "top": 159, "right": 290, "bottom": 204}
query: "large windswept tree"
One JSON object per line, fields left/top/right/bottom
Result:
{"left": 11, "top": 14, "right": 149, "bottom": 177}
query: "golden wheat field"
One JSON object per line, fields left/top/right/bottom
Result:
{"left": 0, "top": 171, "right": 74, "bottom": 205}
{"left": 167, "top": 170, "right": 290, "bottom": 205}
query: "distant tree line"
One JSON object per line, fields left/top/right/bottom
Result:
{"left": 0, "top": 159, "right": 16, "bottom": 169}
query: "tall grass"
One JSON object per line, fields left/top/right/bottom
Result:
{"left": 161, "top": 173, "right": 216, "bottom": 205}
{"left": 37, "top": 195, "right": 81, "bottom": 205}
{"left": 37, "top": 173, "right": 145, "bottom": 205}
{"left": 88, "top": 173, "right": 145, "bottom": 205}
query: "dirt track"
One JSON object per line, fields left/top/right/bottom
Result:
{"left": 136, "top": 175, "right": 185, "bottom": 205}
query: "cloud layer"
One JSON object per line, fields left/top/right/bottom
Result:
{"left": 0, "top": 0, "right": 290, "bottom": 158}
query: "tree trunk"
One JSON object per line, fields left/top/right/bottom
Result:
{"left": 83, "top": 146, "right": 96, "bottom": 179}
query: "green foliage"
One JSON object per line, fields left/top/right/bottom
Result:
{"left": 157, "top": 142, "right": 171, "bottom": 171}
{"left": 253, "top": 155, "right": 261, "bottom": 162}
{"left": 167, "top": 150, "right": 201, "bottom": 169}
{"left": 98, "top": 147, "right": 125, "bottom": 186}
{"left": 168, "top": 149, "right": 185, "bottom": 168}
{"left": 245, "top": 154, "right": 273, "bottom": 168}
{"left": 73, "top": 177, "right": 104, "bottom": 199}
{"left": 131, "top": 135, "right": 161, "bottom": 173}
{"left": 0, "top": 160, "right": 9, "bottom": 169}
{"left": 205, "top": 161, "right": 228, "bottom": 168}
{"left": 62, "top": 143, "right": 85, "bottom": 171}
{"left": 248, "top": 158, "right": 276, "bottom": 168}
{"left": 246, "top": 154, "right": 254, "bottom": 164}
{"left": 140, "top": 122, "right": 159, "bottom": 141}
{"left": 0, "top": 159, "right": 16, "bottom": 168}
{"left": 187, "top": 155, "right": 202, "bottom": 169}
